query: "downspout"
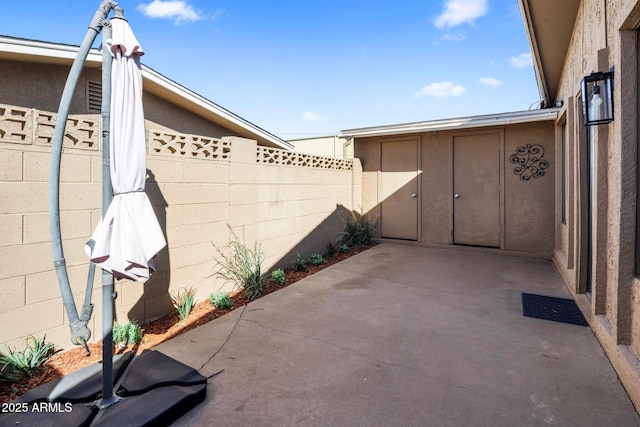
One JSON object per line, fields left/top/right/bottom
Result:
{"left": 603, "top": 0, "right": 608, "bottom": 50}
{"left": 48, "top": 0, "right": 118, "bottom": 353}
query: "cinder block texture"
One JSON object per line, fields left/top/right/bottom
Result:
{"left": 1, "top": 110, "right": 360, "bottom": 352}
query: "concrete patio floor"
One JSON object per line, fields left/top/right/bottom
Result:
{"left": 158, "top": 243, "right": 640, "bottom": 426}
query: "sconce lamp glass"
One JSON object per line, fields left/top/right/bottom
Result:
{"left": 581, "top": 71, "right": 614, "bottom": 126}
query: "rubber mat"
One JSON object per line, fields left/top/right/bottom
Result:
{"left": 521, "top": 293, "right": 588, "bottom": 326}
{"left": 0, "top": 350, "right": 206, "bottom": 426}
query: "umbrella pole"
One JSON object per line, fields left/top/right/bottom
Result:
{"left": 48, "top": 0, "right": 120, "bottom": 408}
{"left": 98, "top": 20, "right": 118, "bottom": 408}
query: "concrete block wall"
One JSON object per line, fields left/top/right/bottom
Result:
{"left": 255, "top": 148, "right": 359, "bottom": 270}
{"left": 0, "top": 105, "right": 104, "bottom": 349}
{"left": 0, "top": 104, "right": 361, "bottom": 351}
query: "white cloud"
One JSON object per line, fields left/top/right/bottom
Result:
{"left": 303, "top": 112, "right": 325, "bottom": 121}
{"left": 479, "top": 77, "right": 504, "bottom": 87}
{"left": 510, "top": 52, "right": 533, "bottom": 68}
{"left": 441, "top": 31, "right": 466, "bottom": 42}
{"left": 434, "top": 0, "right": 488, "bottom": 29}
{"left": 414, "top": 81, "right": 466, "bottom": 99}
{"left": 138, "top": 1, "right": 203, "bottom": 25}
{"left": 210, "top": 9, "right": 225, "bottom": 20}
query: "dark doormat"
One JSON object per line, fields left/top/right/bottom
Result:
{"left": 521, "top": 293, "right": 588, "bottom": 326}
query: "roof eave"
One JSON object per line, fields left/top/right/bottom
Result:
{"left": 518, "top": 0, "right": 549, "bottom": 107}
{"left": 141, "top": 66, "right": 293, "bottom": 150}
{"left": 516, "top": 0, "right": 581, "bottom": 107}
{"left": 0, "top": 36, "right": 293, "bottom": 150}
{"left": 341, "top": 109, "right": 560, "bottom": 139}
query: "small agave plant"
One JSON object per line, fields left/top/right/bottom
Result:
{"left": 171, "top": 287, "right": 197, "bottom": 323}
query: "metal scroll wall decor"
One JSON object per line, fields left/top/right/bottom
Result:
{"left": 509, "top": 143, "right": 548, "bottom": 181}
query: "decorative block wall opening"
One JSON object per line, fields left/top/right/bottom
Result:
{"left": 257, "top": 146, "right": 353, "bottom": 171}
{"left": 150, "top": 130, "right": 231, "bottom": 160}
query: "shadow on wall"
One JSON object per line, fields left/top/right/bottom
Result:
{"left": 125, "top": 168, "right": 171, "bottom": 324}
{"left": 264, "top": 204, "right": 377, "bottom": 274}
{"left": 118, "top": 197, "right": 375, "bottom": 325}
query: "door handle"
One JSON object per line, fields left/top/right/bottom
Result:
{"left": 411, "top": 193, "right": 417, "bottom": 198}
{"left": 454, "top": 193, "right": 460, "bottom": 199}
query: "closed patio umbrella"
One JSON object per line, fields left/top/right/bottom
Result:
{"left": 86, "top": 17, "right": 166, "bottom": 282}
{"left": 34, "top": 4, "right": 205, "bottom": 422}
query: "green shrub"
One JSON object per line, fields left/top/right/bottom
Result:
{"left": 271, "top": 268, "right": 286, "bottom": 285}
{"left": 112, "top": 324, "right": 127, "bottom": 347}
{"left": 112, "top": 322, "right": 143, "bottom": 347}
{"left": 309, "top": 253, "right": 325, "bottom": 266}
{"left": 325, "top": 241, "right": 337, "bottom": 258}
{"left": 339, "top": 244, "right": 350, "bottom": 253}
{"left": 340, "top": 211, "right": 376, "bottom": 247}
{"left": 213, "top": 228, "right": 265, "bottom": 300}
{"left": 171, "top": 287, "right": 197, "bottom": 322}
{"left": 210, "top": 291, "right": 233, "bottom": 309}
{"left": 0, "top": 335, "right": 56, "bottom": 379}
{"left": 291, "top": 254, "right": 307, "bottom": 272}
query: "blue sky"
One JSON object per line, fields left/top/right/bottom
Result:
{"left": 1, "top": 0, "right": 540, "bottom": 139}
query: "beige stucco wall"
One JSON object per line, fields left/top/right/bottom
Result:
{"left": 550, "top": 0, "right": 640, "bottom": 411}
{"left": 503, "top": 123, "right": 555, "bottom": 255}
{"left": 355, "top": 121, "right": 555, "bottom": 258}
{"left": 0, "top": 59, "right": 94, "bottom": 113}
{"left": 0, "top": 59, "right": 234, "bottom": 139}
{"left": 290, "top": 135, "right": 355, "bottom": 159}
{"left": 0, "top": 103, "right": 361, "bottom": 352}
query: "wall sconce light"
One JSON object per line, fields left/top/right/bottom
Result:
{"left": 581, "top": 70, "right": 614, "bottom": 126}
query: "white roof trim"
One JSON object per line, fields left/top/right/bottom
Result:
{"left": 518, "top": 0, "right": 548, "bottom": 107}
{"left": 140, "top": 66, "right": 292, "bottom": 150}
{"left": 341, "top": 109, "right": 560, "bottom": 139}
{"left": 0, "top": 36, "right": 293, "bottom": 150}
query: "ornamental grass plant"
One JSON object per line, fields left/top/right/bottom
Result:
{"left": 340, "top": 211, "right": 376, "bottom": 247}
{"left": 212, "top": 228, "right": 265, "bottom": 300}
{"left": 0, "top": 336, "right": 56, "bottom": 380}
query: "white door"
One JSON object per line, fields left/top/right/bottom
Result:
{"left": 453, "top": 133, "right": 500, "bottom": 247}
{"left": 381, "top": 139, "right": 419, "bottom": 240}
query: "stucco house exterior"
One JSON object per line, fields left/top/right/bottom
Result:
{"left": 289, "top": 135, "right": 354, "bottom": 159}
{"left": 0, "top": 36, "right": 293, "bottom": 150}
{"left": 341, "top": 0, "right": 640, "bottom": 412}
{"left": 342, "top": 109, "right": 559, "bottom": 259}
{"left": 4, "top": 0, "right": 640, "bottom": 412}
{"left": 519, "top": 0, "right": 640, "bottom": 411}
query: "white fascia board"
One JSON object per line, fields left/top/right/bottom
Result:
{"left": 140, "top": 66, "right": 293, "bottom": 150}
{"left": 0, "top": 36, "right": 102, "bottom": 65}
{"left": 341, "top": 109, "right": 560, "bottom": 139}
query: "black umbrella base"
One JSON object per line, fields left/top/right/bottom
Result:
{"left": 0, "top": 350, "right": 207, "bottom": 426}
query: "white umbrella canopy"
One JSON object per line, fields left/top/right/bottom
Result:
{"left": 86, "top": 18, "right": 166, "bottom": 282}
